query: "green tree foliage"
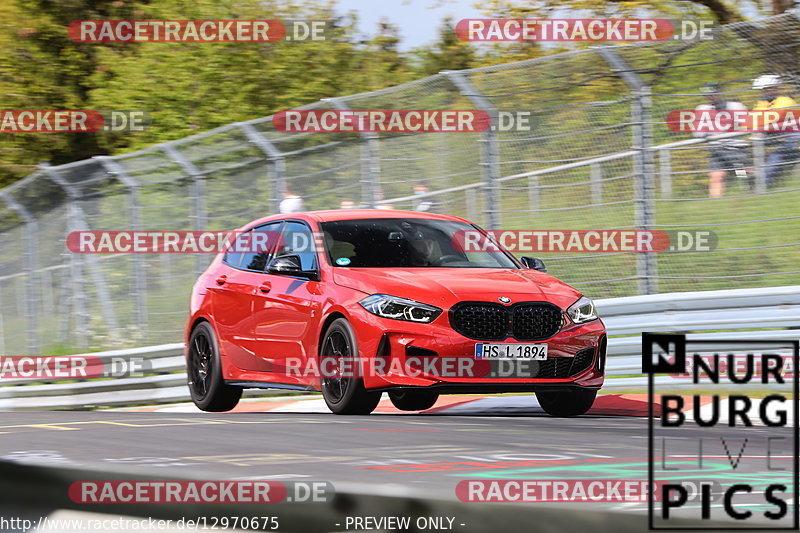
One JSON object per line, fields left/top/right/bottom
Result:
{"left": 476, "top": 0, "right": 757, "bottom": 24}
{"left": 0, "top": 0, "right": 787, "bottom": 189}
{"left": 411, "top": 17, "right": 477, "bottom": 76}
{"left": 0, "top": 0, "right": 144, "bottom": 187}
{"left": 0, "top": 0, "right": 418, "bottom": 185}
{"left": 88, "top": 1, "right": 419, "bottom": 150}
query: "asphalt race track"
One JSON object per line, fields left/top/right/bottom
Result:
{"left": 2, "top": 395, "right": 652, "bottom": 505}
{"left": 0, "top": 393, "right": 794, "bottom": 526}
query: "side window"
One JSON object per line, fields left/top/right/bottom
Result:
{"left": 223, "top": 234, "right": 247, "bottom": 269}
{"left": 276, "top": 221, "right": 317, "bottom": 271}
{"left": 240, "top": 222, "right": 283, "bottom": 272}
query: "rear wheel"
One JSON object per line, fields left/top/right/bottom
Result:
{"left": 320, "top": 318, "right": 381, "bottom": 415}
{"left": 388, "top": 389, "right": 439, "bottom": 411}
{"left": 536, "top": 389, "right": 597, "bottom": 417}
{"left": 187, "top": 322, "right": 242, "bottom": 412}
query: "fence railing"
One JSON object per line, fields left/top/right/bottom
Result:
{"left": 1, "top": 286, "right": 796, "bottom": 410}
{"left": 2, "top": 12, "right": 800, "bottom": 355}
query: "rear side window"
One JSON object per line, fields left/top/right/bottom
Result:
{"left": 223, "top": 222, "right": 283, "bottom": 271}
{"left": 222, "top": 241, "right": 245, "bottom": 269}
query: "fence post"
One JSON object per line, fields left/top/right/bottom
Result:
{"left": 237, "top": 122, "right": 286, "bottom": 213}
{"left": 326, "top": 99, "right": 380, "bottom": 208}
{"left": 465, "top": 187, "right": 478, "bottom": 221}
{"left": 443, "top": 71, "right": 501, "bottom": 229}
{"left": 589, "top": 163, "right": 603, "bottom": 205}
{"left": 40, "top": 163, "right": 117, "bottom": 346}
{"left": 528, "top": 175, "right": 540, "bottom": 212}
{"left": 659, "top": 149, "right": 672, "bottom": 197}
{"left": 66, "top": 203, "right": 88, "bottom": 350}
{"left": 161, "top": 145, "right": 208, "bottom": 275}
{"left": 0, "top": 192, "right": 38, "bottom": 353}
{"left": 94, "top": 157, "right": 147, "bottom": 331}
{"left": 632, "top": 88, "right": 657, "bottom": 295}
{"left": 597, "top": 47, "right": 657, "bottom": 295}
{"left": 753, "top": 136, "right": 767, "bottom": 193}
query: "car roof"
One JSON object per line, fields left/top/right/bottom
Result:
{"left": 240, "top": 209, "right": 472, "bottom": 229}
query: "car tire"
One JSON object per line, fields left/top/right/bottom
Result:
{"left": 536, "top": 389, "right": 597, "bottom": 417}
{"left": 320, "top": 318, "right": 382, "bottom": 415}
{"left": 187, "top": 322, "right": 242, "bottom": 412}
{"left": 388, "top": 389, "right": 439, "bottom": 411}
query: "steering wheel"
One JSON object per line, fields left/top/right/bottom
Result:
{"left": 432, "top": 255, "right": 463, "bottom": 266}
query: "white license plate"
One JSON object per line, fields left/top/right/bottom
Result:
{"left": 474, "top": 343, "right": 548, "bottom": 360}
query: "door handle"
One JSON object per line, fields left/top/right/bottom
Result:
{"left": 216, "top": 275, "right": 227, "bottom": 286}
{"left": 258, "top": 281, "right": 271, "bottom": 294}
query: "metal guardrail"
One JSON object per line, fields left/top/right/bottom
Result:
{"left": 0, "top": 285, "right": 798, "bottom": 409}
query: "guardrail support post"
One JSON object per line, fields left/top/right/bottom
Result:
{"left": 66, "top": 203, "right": 88, "bottom": 350}
{"left": 40, "top": 163, "right": 118, "bottom": 346}
{"left": 0, "top": 192, "right": 38, "bottom": 354}
{"left": 598, "top": 47, "right": 657, "bottom": 295}
{"left": 444, "top": 70, "right": 501, "bottom": 229}
{"left": 528, "top": 175, "right": 540, "bottom": 212}
{"left": 94, "top": 157, "right": 147, "bottom": 333}
{"left": 326, "top": 99, "right": 381, "bottom": 208}
{"left": 161, "top": 145, "right": 208, "bottom": 275}
{"left": 237, "top": 122, "right": 287, "bottom": 213}
{"left": 659, "top": 149, "right": 672, "bottom": 197}
{"left": 590, "top": 163, "right": 603, "bottom": 205}
{"left": 465, "top": 187, "right": 477, "bottom": 221}
{"left": 753, "top": 136, "right": 767, "bottom": 193}
{"left": 632, "top": 88, "right": 657, "bottom": 295}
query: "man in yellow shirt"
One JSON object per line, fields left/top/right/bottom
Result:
{"left": 752, "top": 75, "right": 800, "bottom": 188}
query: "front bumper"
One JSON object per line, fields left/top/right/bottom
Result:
{"left": 349, "top": 305, "right": 606, "bottom": 391}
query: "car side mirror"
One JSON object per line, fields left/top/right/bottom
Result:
{"left": 267, "top": 254, "right": 318, "bottom": 280}
{"left": 520, "top": 256, "right": 547, "bottom": 273}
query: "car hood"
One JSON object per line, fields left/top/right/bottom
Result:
{"left": 332, "top": 268, "right": 582, "bottom": 310}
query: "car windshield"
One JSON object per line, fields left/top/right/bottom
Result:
{"left": 320, "top": 218, "right": 519, "bottom": 268}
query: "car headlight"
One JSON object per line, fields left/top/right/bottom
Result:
{"left": 567, "top": 296, "right": 598, "bottom": 324}
{"left": 359, "top": 294, "right": 442, "bottom": 323}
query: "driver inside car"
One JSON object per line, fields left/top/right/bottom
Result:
{"left": 408, "top": 234, "right": 439, "bottom": 266}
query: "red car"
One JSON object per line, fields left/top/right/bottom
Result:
{"left": 186, "top": 210, "right": 606, "bottom": 416}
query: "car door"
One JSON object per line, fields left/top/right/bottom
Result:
{"left": 210, "top": 222, "right": 282, "bottom": 372}
{"left": 251, "top": 220, "right": 323, "bottom": 380}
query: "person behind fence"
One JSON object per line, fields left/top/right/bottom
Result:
{"left": 413, "top": 183, "right": 436, "bottom": 212}
{"left": 693, "top": 83, "right": 748, "bottom": 198}
{"left": 751, "top": 74, "right": 800, "bottom": 188}
{"left": 278, "top": 183, "right": 305, "bottom": 214}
